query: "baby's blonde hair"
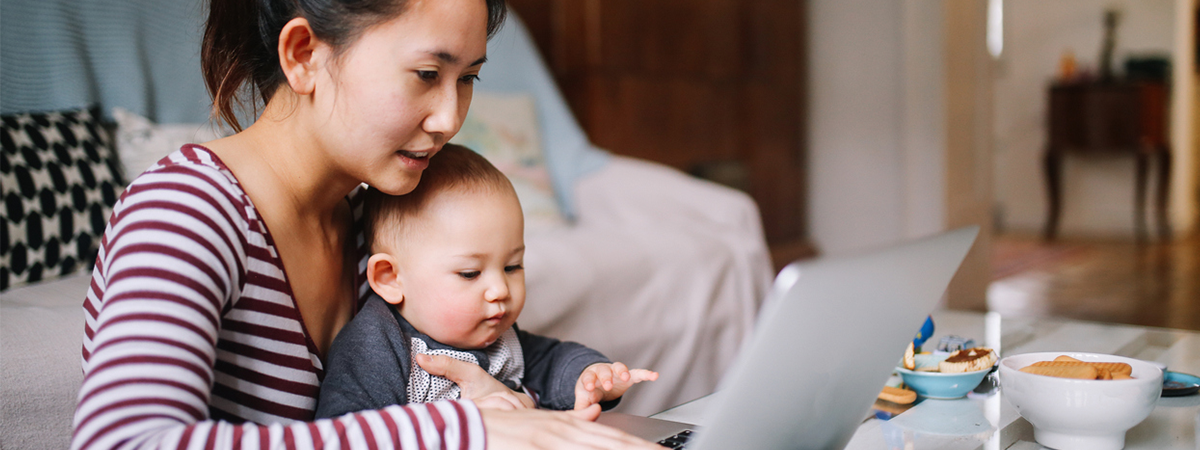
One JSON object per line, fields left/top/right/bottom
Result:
{"left": 363, "top": 144, "right": 516, "bottom": 253}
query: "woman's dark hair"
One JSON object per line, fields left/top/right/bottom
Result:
{"left": 201, "top": 0, "right": 506, "bottom": 131}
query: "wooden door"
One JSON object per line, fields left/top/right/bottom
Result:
{"left": 509, "top": 0, "right": 811, "bottom": 260}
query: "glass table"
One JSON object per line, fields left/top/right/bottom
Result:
{"left": 650, "top": 310, "right": 1200, "bottom": 449}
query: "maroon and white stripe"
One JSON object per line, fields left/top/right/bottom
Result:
{"left": 73, "top": 145, "right": 485, "bottom": 450}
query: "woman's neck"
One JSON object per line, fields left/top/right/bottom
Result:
{"left": 209, "top": 102, "right": 358, "bottom": 226}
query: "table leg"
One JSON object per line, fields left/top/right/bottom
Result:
{"left": 1043, "top": 149, "right": 1062, "bottom": 240}
{"left": 1136, "top": 152, "right": 1149, "bottom": 243}
{"left": 1156, "top": 148, "right": 1172, "bottom": 240}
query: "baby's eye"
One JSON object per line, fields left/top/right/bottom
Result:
{"left": 459, "top": 271, "right": 480, "bottom": 280}
{"left": 504, "top": 264, "right": 523, "bottom": 273}
{"left": 460, "top": 74, "right": 480, "bottom": 85}
{"left": 417, "top": 70, "right": 438, "bottom": 81}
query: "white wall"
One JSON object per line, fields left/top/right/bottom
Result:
{"left": 992, "top": 0, "right": 1177, "bottom": 237}
{"left": 1171, "top": 0, "right": 1198, "bottom": 235}
{"left": 807, "top": 0, "right": 946, "bottom": 255}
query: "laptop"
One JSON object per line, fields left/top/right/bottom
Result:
{"left": 598, "top": 226, "right": 979, "bottom": 449}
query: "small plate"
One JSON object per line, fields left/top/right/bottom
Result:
{"left": 1162, "top": 371, "right": 1200, "bottom": 397}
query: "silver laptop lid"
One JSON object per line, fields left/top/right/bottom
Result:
{"left": 690, "top": 226, "right": 979, "bottom": 450}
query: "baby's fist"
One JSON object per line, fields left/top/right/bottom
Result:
{"left": 574, "top": 362, "right": 659, "bottom": 410}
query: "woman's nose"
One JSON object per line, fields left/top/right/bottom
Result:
{"left": 423, "top": 84, "right": 464, "bottom": 138}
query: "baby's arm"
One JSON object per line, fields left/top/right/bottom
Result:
{"left": 574, "top": 362, "right": 659, "bottom": 410}
{"left": 517, "top": 326, "right": 616, "bottom": 410}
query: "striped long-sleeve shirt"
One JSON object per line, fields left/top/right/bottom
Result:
{"left": 72, "top": 144, "right": 485, "bottom": 449}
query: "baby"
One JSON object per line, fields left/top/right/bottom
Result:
{"left": 316, "top": 144, "right": 656, "bottom": 418}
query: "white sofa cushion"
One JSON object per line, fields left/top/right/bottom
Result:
{"left": 1, "top": 271, "right": 90, "bottom": 450}
{"left": 111, "top": 107, "right": 226, "bottom": 179}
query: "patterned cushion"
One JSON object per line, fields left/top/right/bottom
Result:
{"left": 450, "top": 92, "right": 566, "bottom": 230}
{"left": 1, "top": 106, "right": 124, "bottom": 291}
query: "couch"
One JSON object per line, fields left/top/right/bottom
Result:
{"left": 0, "top": 3, "right": 773, "bottom": 448}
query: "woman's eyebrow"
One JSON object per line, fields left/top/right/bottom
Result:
{"left": 424, "top": 50, "right": 488, "bottom": 66}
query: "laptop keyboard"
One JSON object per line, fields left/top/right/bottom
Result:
{"left": 656, "top": 429, "right": 695, "bottom": 449}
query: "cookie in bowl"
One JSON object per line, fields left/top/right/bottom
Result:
{"left": 939, "top": 347, "right": 997, "bottom": 373}
{"left": 998, "top": 352, "right": 1163, "bottom": 450}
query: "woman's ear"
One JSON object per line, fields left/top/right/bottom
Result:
{"left": 367, "top": 253, "right": 405, "bottom": 305}
{"left": 277, "top": 17, "right": 324, "bottom": 96}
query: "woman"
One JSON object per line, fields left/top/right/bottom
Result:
{"left": 70, "top": 0, "right": 659, "bottom": 448}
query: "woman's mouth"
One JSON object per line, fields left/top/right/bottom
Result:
{"left": 395, "top": 149, "right": 434, "bottom": 170}
{"left": 396, "top": 150, "right": 431, "bottom": 160}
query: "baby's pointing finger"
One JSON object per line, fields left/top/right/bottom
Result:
{"left": 629, "top": 369, "right": 659, "bottom": 383}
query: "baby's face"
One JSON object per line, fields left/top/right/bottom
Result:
{"left": 393, "top": 188, "right": 525, "bottom": 349}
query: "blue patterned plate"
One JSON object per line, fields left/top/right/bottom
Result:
{"left": 1162, "top": 371, "right": 1200, "bottom": 397}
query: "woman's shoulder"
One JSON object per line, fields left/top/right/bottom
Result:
{"left": 117, "top": 145, "right": 252, "bottom": 217}
{"left": 128, "top": 144, "right": 241, "bottom": 190}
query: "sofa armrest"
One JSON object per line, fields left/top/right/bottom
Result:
{"left": 574, "top": 156, "right": 774, "bottom": 305}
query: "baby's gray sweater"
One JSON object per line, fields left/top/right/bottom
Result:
{"left": 316, "top": 295, "right": 613, "bottom": 418}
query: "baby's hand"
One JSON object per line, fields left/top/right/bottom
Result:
{"left": 574, "top": 362, "right": 659, "bottom": 410}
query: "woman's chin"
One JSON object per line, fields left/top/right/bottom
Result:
{"left": 370, "top": 176, "right": 422, "bottom": 196}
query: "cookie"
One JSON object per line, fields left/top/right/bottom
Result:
{"left": 938, "top": 347, "right": 996, "bottom": 373}
{"left": 878, "top": 386, "right": 917, "bottom": 405}
{"left": 1019, "top": 364, "right": 1099, "bottom": 380}
{"left": 1029, "top": 360, "right": 1133, "bottom": 377}
{"left": 903, "top": 342, "right": 916, "bottom": 370}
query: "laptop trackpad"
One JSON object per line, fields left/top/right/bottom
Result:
{"left": 597, "top": 412, "right": 699, "bottom": 443}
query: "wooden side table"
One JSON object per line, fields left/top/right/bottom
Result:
{"left": 1043, "top": 81, "right": 1172, "bottom": 241}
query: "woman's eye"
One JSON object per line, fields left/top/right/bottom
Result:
{"left": 417, "top": 70, "right": 438, "bottom": 81}
{"left": 459, "top": 271, "right": 480, "bottom": 280}
{"left": 504, "top": 264, "right": 523, "bottom": 273}
{"left": 460, "top": 74, "right": 480, "bottom": 85}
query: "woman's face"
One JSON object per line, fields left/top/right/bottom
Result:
{"left": 312, "top": 0, "right": 489, "bottom": 195}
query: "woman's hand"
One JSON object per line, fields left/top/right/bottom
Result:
{"left": 481, "top": 404, "right": 662, "bottom": 450}
{"left": 418, "top": 354, "right": 659, "bottom": 449}
{"left": 415, "top": 354, "right": 535, "bottom": 409}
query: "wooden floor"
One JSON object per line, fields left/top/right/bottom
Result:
{"left": 988, "top": 233, "right": 1200, "bottom": 332}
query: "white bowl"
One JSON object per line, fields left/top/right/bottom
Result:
{"left": 999, "top": 352, "right": 1163, "bottom": 450}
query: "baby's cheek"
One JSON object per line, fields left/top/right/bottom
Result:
{"left": 433, "top": 303, "right": 480, "bottom": 333}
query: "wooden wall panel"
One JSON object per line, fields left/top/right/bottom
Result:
{"left": 507, "top": 0, "right": 810, "bottom": 254}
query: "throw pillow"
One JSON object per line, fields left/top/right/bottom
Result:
{"left": 112, "top": 107, "right": 227, "bottom": 179}
{"left": 451, "top": 92, "right": 566, "bottom": 230}
{"left": 1, "top": 106, "right": 124, "bottom": 290}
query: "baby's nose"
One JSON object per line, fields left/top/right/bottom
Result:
{"left": 484, "top": 278, "right": 509, "bottom": 302}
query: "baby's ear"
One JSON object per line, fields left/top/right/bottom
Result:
{"left": 367, "top": 253, "right": 404, "bottom": 305}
